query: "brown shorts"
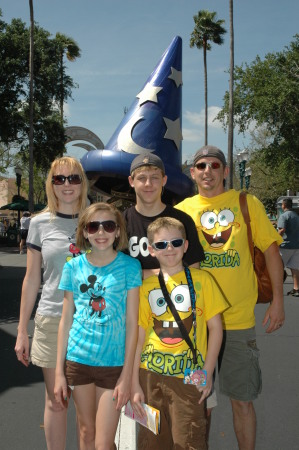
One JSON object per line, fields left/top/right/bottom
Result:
{"left": 65, "top": 360, "right": 123, "bottom": 389}
{"left": 138, "top": 369, "right": 207, "bottom": 450}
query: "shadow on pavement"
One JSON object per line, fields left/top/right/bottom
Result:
{"left": 0, "top": 266, "right": 39, "bottom": 323}
{"left": 0, "top": 327, "right": 43, "bottom": 394}
{"left": 0, "top": 264, "right": 42, "bottom": 394}
{"left": 0, "top": 266, "right": 25, "bottom": 322}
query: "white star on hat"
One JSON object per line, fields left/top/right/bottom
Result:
{"left": 163, "top": 117, "right": 183, "bottom": 150}
{"left": 136, "top": 83, "right": 163, "bottom": 106}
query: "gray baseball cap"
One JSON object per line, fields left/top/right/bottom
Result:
{"left": 193, "top": 145, "right": 227, "bottom": 166}
{"left": 130, "top": 153, "right": 165, "bottom": 174}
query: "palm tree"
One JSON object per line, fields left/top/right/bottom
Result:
{"left": 55, "top": 33, "right": 81, "bottom": 124}
{"left": 28, "top": 0, "right": 34, "bottom": 213}
{"left": 190, "top": 10, "right": 226, "bottom": 145}
{"left": 227, "top": 0, "right": 234, "bottom": 188}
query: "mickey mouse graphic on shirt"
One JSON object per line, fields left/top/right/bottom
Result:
{"left": 80, "top": 275, "right": 106, "bottom": 320}
{"left": 66, "top": 232, "right": 82, "bottom": 261}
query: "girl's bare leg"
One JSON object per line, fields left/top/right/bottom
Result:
{"left": 95, "top": 387, "right": 120, "bottom": 450}
{"left": 43, "top": 367, "right": 68, "bottom": 450}
{"left": 72, "top": 383, "right": 97, "bottom": 450}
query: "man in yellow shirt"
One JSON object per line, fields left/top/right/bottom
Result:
{"left": 176, "top": 145, "right": 285, "bottom": 450}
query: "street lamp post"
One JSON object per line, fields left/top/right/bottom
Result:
{"left": 245, "top": 167, "right": 252, "bottom": 190}
{"left": 237, "top": 150, "right": 250, "bottom": 190}
{"left": 15, "top": 166, "right": 23, "bottom": 227}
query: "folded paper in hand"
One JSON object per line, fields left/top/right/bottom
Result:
{"left": 124, "top": 401, "right": 160, "bottom": 435}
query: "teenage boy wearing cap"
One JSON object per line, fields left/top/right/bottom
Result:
{"left": 175, "top": 145, "right": 285, "bottom": 450}
{"left": 123, "top": 153, "right": 205, "bottom": 280}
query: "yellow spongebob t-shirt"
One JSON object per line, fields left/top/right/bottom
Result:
{"left": 176, "top": 189, "right": 283, "bottom": 330}
{"left": 139, "top": 268, "right": 228, "bottom": 378}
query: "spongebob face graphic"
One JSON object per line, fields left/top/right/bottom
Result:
{"left": 200, "top": 208, "right": 239, "bottom": 249}
{"left": 148, "top": 284, "right": 193, "bottom": 347}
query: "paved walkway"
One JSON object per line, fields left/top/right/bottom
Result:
{"left": 0, "top": 245, "right": 298, "bottom": 449}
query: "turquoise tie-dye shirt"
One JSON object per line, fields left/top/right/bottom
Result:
{"left": 59, "top": 252, "right": 142, "bottom": 367}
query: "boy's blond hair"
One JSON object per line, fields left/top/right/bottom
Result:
{"left": 147, "top": 217, "right": 186, "bottom": 244}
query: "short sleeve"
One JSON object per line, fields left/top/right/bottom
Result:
{"left": 58, "top": 260, "right": 74, "bottom": 292}
{"left": 126, "top": 257, "right": 142, "bottom": 290}
{"left": 26, "top": 216, "right": 42, "bottom": 250}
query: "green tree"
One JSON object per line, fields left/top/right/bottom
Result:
{"left": 0, "top": 15, "right": 29, "bottom": 144}
{"left": 217, "top": 35, "right": 299, "bottom": 180}
{"left": 28, "top": 0, "right": 34, "bottom": 212}
{"left": 234, "top": 127, "right": 298, "bottom": 210}
{"left": 0, "top": 11, "right": 80, "bottom": 172}
{"left": 190, "top": 10, "right": 226, "bottom": 145}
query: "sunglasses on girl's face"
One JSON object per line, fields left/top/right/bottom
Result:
{"left": 52, "top": 174, "right": 82, "bottom": 185}
{"left": 195, "top": 162, "right": 221, "bottom": 170}
{"left": 151, "top": 238, "right": 185, "bottom": 251}
{"left": 85, "top": 221, "right": 118, "bottom": 234}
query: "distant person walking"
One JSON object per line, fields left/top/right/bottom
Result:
{"left": 19, "top": 211, "right": 31, "bottom": 254}
{"left": 277, "top": 198, "right": 299, "bottom": 297}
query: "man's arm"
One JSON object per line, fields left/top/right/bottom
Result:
{"left": 262, "top": 243, "right": 285, "bottom": 333}
{"left": 277, "top": 227, "right": 285, "bottom": 236}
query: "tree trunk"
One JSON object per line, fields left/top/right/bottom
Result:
{"left": 28, "top": 0, "right": 34, "bottom": 212}
{"left": 227, "top": 0, "right": 234, "bottom": 188}
{"left": 203, "top": 41, "right": 208, "bottom": 146}
{"left": 60, "top": 51, "right": 64, "bottom": 125}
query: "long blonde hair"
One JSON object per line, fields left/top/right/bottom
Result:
{"left": 45, "top": 156, "right": 89, "bottom": 215}
{"left": 76, "top": 202, "right": 128, "bottom": 251}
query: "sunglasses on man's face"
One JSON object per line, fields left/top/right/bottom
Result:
{"left": 52, "top": 174, "right": 82, "bottom": 185}
{"left": 195, "top": 162, "right": 221, "bottom": 170}
{"left": 85, "top": 220, "right": 118, "bottom": 234}
{"left": 151, "top": 238, "right": 185, "bottom": 251}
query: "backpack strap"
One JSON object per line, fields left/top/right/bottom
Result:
{"left": 158, "top": 269, "right": 197, "bottom": 365}
{"left": 239, "top": 191, "right": 254, "bottom": 263}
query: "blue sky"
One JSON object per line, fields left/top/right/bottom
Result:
{"left": 1, "top": 0, "right": 298, "bottom": 164}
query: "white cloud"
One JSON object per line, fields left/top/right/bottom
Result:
{"left": 184, "top": 106, "right": 223, "bottom": 129}
{"left": 182, "top": 127, "right": 203, "bottom": 143}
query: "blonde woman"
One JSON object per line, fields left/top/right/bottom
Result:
{"left": 15, "top": 156, "right": 88, "bottom": 450}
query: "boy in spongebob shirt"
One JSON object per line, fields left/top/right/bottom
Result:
{"left": 130, "top": 217, "right": 227, "bottom": 450}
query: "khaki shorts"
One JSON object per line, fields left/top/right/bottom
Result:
{"left": 65, "top": 361, "right": 123, "bottom": 389}
{"left": 30, "top": 314, "right": 61, "bottom": 368}
{"left": 218, "top": 327, "right": 262, "bottom": 402}
{"left": 138, "top": 369, "right": 207, "bottom": 450}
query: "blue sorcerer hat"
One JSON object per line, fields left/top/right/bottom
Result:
{"left": 81, "top": 36, "right": 194, "bottom": 201}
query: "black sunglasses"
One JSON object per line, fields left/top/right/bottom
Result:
{"left": 151, "top": 238, "right": 185, "bottom": 251}
{"left": 52, "top": 174, "right": 82, "bottom": 185}
{"left": 195, "top": 162, "right": 221, "bottom": 170}
{"left": 85, "top": 220, "right": 118, "bottom": 234}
